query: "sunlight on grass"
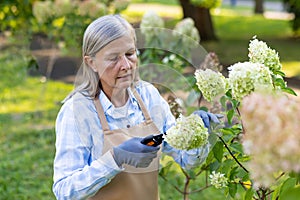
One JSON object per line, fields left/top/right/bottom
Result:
{"left": 0, "top": 77, "right": 73, "bottom": 199}
{"left": 122, "top": 3, "right": 182, "bottom": 21}
{"left": 282, "top": 62, "right": 300, "bottom": 78}
{"left": 0, "top": 77, "right": 73, "bottom": 114}
{"left": 212, "top": 7, "right": 253, "bottom": 17}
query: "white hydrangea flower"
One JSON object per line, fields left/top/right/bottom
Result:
{"left": 248, "top": 38, "right": 282, "bottom": 72}
{"left": 173, "top": 18, "right": 200, "bottom": 47}
{"left": 228, "top": 62, "right": 273, "bottom": 101}
{"left": 209, "top": 171, "right": 228, "bottom": 189}
{"left": 241, "top": 92, "right": 300, "bottom": 189}
{"left": 140, "top": 11, "right": 164, "bottom": 41}
{"left": 195, "top": 69, "right": 228, "bottom": 102}
{"left": 165, "top": 114, "right": 208, "bottom": 150}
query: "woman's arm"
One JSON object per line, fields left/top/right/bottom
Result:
{"left": 53, "top": 99, "right": 122, "bottom": 200}
{"left": 162, "top": 141, "right": 210, "bottom": 170}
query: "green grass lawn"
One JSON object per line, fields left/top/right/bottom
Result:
{"left": 0, "top": 77, "right": 73, "bottom": 199}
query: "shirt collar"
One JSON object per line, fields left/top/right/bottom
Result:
{"left": 99, "top": 87, "right": 139, "bottom": 117}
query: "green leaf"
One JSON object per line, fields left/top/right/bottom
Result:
{"left": 220, "top": 95, "right": 227, "bottom": 109}
{"left": 274, "top": 77, "right": 286, "bottom": 88}
{"left": 225, "top": 89, "right": 233, "bottom": 99}
{"left": 220, "top": 127, "right": 234, "bottom": 135}
{"left": 213, "top": 141, "right": 224, "bottom": 163}
{"left": 199, "top": 106, "right": 208, "bottom": 112}
{"left": 220, "top": 159, "right": 235, "bottom": 174}
{"left": 272, "top": 184, "right": 281, "bottom": 200}
{"left": 229, "top": 166, "right": 238, "bottom": 180}
{"left": 206, "top": 148, "right": 216, "bottom": 165}
{"left": 280, "top": 186, "right": 300, "bottom": 200}
{"left": 209, "top": 160, "right": 221, "bottom": 171}
{"left": 279, "top": 177, "right": 297, "bottom": 197}
{"left": 282, "top": 87, "right": 297, "bottom": 96}
{"left": 244, "top": 188, "right": 254, "bottom": 200}
{"left": 228, "top": 182, "right": 237, "bottom": 198}
{"left": 227, "top": 109, "right": 235, "bottom": 125}
{"left": 231, "top": 99, "right": 240, "bottom": 110}
{"left": 273, "top": 70, "right": 286, "bottom": 77}
{"left": 230, "top": 142, "right": 244, "bottom": 154}
{"left": 159, "top": 161, "right": 173, "bottom": 177}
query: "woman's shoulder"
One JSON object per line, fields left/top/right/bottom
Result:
{"left": 59, "top": 92, "right": 95, "bottom": 114}
{"left": 134, "top": 80, "right": 160, "bottom": 96}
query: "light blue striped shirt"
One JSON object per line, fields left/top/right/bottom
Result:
{"left": 53, "top": 80, "right": 210, "bottom": 200}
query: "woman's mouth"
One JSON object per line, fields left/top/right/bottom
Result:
{"left": 117, "top": 74, "right": 131, "bottom": 79}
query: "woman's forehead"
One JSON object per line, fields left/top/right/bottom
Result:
{"left": 101, "top": 34, "right": 135, "bottom": 55}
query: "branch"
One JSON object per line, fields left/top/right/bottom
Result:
{"left": 159, "top": 174, "right": 184, "bottom": 194}
{"left": 218, "top": 136, "right": 249, "bottom": 173}
{"left": 189, "top": 184, "right": 212, "bottom": 194}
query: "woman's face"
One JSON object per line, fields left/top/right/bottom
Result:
{"left": 87, "top": 34, "right": 138, "bottom": 96}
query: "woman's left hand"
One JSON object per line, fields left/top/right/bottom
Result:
{"left": 193, "top": 110, "right": 221, "bottom": 129}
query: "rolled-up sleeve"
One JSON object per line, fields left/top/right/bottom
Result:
{"left": 162, "top": 141, "right": 210, "bottom": 170}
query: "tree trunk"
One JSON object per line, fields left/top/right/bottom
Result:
{"left": 179, "top": 0, "right": 217, "bottom": 41}
{"left": 254, "top": 0, "right": 264, "bottom": 14}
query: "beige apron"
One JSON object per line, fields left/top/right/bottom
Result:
{"left": 89, "top": 89, "right": 161, "bottom": 200}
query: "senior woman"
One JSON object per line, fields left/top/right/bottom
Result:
{"left": 53, "top": 14, "right": 219, "bottom": 200}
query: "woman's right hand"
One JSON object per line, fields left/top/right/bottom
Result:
{"left": 113, "top": 137, "right": 160, "bottom": 168}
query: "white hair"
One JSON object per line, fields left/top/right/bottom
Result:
{"left": 64, "top": 15, "right": 136, "bottom": 101}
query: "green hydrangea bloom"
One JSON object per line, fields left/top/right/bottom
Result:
{"left": 165, "top": 114, "right": 208, "bottom": 150}
{"left": 228, "top": 62, "right": 273, "bottom": 101}
{"left": 195, "top": 69, "right": 228, "bottom": 102}
{"left": 173, "top": 18, "right": 200, "bottom": 47}
{"left": 248, "top": 38, "right": 282, "bottom": 72}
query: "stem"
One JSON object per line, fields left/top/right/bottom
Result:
{"left": 189, "top": 184, "right": 211, "bottom": 193}
{"left": 181, "top": 168, "right": 190, "bottom": 200}
{"left": 198, "top": 94, "right": 203, "bottom": 107}
{"left": 218, "top": 136, "right": 249, "bottom": 173}
{"left": 183, "top": 177, "right": 190, "bottom": 200}
{"left": 275, "top": 172, "right": 285, "bottom": 181}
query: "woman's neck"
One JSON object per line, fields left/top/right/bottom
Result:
{"left": 105, "top": 88, "right": 129, "bottom": 107}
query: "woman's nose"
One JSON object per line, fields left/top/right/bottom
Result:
{"left": 119, "top": 55, "right": 131, "bottom": 70}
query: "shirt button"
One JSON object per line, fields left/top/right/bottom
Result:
{"left": 127, "top": 124, "right": 130, "bottom": 128}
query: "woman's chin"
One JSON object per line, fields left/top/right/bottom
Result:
{"left": 116, "top": 80, "right": 132, "bottom": 89}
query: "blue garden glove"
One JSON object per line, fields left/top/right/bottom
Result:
{"left": 193, "top": 110, "right": 222, "bottom": 130}
{"left": 113, "top": 137, "right": 160, "bottom": 168}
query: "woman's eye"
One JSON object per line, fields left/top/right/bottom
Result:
{"left": 126, "top": 52, "right": 135, "bottom": 57}
{"left": 109, "top": 57, "right": 118, "bottom": 61}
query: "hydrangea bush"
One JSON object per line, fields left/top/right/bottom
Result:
{"left": 155, "top": 35, "right": 299, "bottom": 200}
{"left": 139, "top": 12, "right": 299, "bottom": 200}
{"left": 192, "top": 37, "right": 299, "bottom": 199}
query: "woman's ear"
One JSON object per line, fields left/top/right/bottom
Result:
{"left": 84, "top": 56, "right": 97, "bottom": 72}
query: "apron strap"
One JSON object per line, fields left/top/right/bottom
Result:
{"left": 131, "top": 88, "right": 152, "bottom": 124}
{"left": 94, "top": 97, "right": 111, "bottom": 134}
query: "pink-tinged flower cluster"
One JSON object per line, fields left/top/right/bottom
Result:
{"left": 241, "top": 92, "right": 300, "bottom": 189}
